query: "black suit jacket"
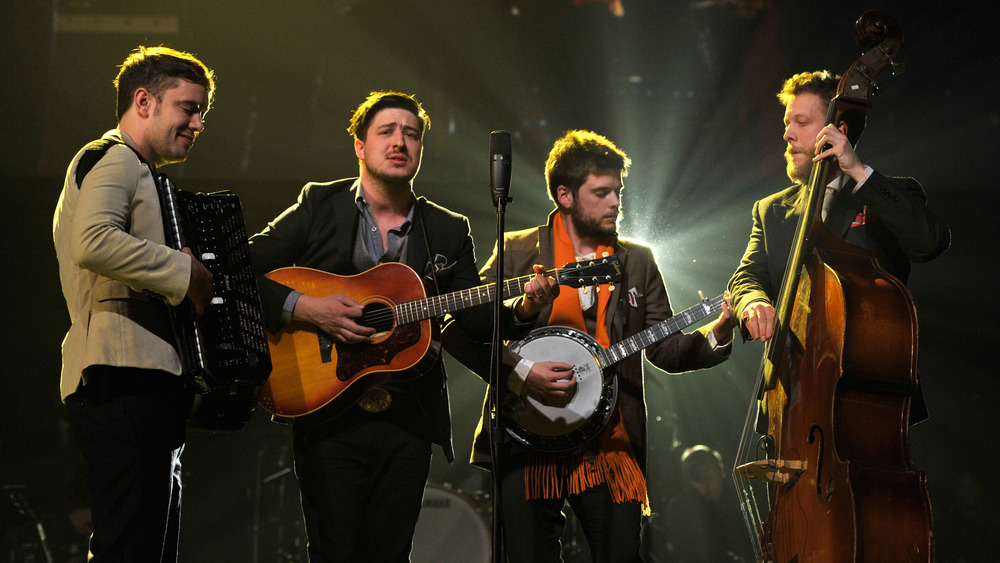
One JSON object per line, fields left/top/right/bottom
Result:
{"left": 729, "top": 170, "right": 950, "bottom": 323}
{"left": 248, "top": 178, "right": 495, "bottom": 462}
{"left": 728, "top": 170, "right": 950, "bottom": 422}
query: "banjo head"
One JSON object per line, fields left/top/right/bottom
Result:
{"left": 505, "top": 326, "right": 618, "bottom": 452}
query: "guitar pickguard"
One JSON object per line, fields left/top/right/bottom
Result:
{"left": 335, "top": 322, "right": 422, "bottom": 381}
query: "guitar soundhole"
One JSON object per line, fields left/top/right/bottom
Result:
{"left": 361, "top": 302, "right": 395, "bottom": 334}
{"left": 335, "top": 305, "right": 420, "bottom": 382}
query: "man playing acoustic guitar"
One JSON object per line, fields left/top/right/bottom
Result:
{"left": 247, "top": 91, "right": 553, "bottom": 562}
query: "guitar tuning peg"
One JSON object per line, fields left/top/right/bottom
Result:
{"left": 582, "top": 286, "right": 589, "bottom": 294}
{"left": 601, "top": 251, "right": 609, "bottom": 258}
{"left": 608, "top": 282, "right": 615, "bottom": 292}
{"left": 594, "top": 286, "right": 600, "bottom": 294}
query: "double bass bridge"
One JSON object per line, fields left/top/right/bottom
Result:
{"left": 734, "top": 459, "right": 808, "bottom": 485}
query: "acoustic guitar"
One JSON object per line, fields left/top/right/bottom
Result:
{"left": 259, "top": 257, "right": 623, "bottom": 418}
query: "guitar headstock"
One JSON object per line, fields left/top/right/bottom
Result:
{"left": 556, "top": 255, "right": 624, "bottom": 288}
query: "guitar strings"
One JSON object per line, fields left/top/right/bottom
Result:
{"left": 356, "top": 266, "right": 600, "bottom": 327}
{"left": 356, "top": 272, "right": 544, "bottom": 327}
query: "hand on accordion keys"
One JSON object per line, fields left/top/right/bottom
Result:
{"left": 181, "top": 247, "right": 214, "bottom": 320}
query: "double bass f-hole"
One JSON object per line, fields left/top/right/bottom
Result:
{"left": 807, "top": 425, "right": 829, "bottom": 502}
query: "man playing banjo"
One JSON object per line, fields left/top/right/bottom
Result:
{"left": 444, "top": 129, "right": 735, "bottom": 562}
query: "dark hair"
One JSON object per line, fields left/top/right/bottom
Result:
{"left": 545, "top": 129, "right": 631, "bottom": 203}
{"left": 777, "top": 70, "right": 840, "bottom": 112}
{"left": 347, "top": 91, "right": 430, "bottom": 141}
{"left": 114, "top": 45, "right": 215, "bottom": 121}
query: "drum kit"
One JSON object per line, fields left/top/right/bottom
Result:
{"left": 411, "top": 483, "right": 492, "bottom": 563}
{"left": 411, "top": 482, "right": 592, "bottom": 563}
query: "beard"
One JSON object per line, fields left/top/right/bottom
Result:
{"left": 569, "top": 201, "right": 619, "bottom": 243}
{"left": 785, "top": 148, "right": 811, "bottom": 184}
{"left": 363, "top": 157, "right": 418, "bottom": 190}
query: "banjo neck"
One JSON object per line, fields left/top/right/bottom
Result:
{"left": 597, "top": 294, "right": 725, "bottom": 367}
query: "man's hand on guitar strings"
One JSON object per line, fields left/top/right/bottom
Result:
{"left": 293, "top": 293, "right": 376, "bottom": 344}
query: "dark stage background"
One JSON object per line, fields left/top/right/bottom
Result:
{"left": 2, "top": 1, "right": 996, "bottom": 561}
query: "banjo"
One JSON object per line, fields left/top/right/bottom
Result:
{"left": 504, "top": 293, "right": 724, "bottom": 452}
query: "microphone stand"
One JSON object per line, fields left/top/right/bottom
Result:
{"left": 489, "top": 187, "right": 511, "bottom": 563}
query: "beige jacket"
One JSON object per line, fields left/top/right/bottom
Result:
{"left": 53, "top": 130, "right": 191, "bottom": 401}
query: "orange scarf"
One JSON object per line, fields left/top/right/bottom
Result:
{"left": 547, "top": 212, "right": 613, "bottom": 348}
{"left": 524, "top": 213, "right": 649, "bottom": 514}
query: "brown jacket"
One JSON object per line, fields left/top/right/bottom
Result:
{"left": 444, "top": 211, "right": 729, "bottom": 475}
{"left": 53, "top": 130, "right": 191, "bottom": 401}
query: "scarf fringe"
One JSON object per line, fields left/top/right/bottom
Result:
{"left": 525, "top": 441, "right": 651, "bottom": 516}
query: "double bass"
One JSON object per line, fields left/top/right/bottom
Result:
{"left": 732, "top": 11, "right": 934, "bottom": 562}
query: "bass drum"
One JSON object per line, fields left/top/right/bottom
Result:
{"left": 411, "top": 483, "right": 491, "bottom": 562}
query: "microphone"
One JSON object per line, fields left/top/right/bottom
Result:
{"left": 490, "top": 130, "right": 512, "bottom": 206}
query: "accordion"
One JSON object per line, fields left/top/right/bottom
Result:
{"left": 155, "top": 174, "right": 272, "bottom": 431}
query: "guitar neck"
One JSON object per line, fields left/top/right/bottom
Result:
{"left": 596, "top": 295, "right": 724, "bottom": 366}
{"left": 393, "top": 272, "right": 545, "bottom": 324}
{"left": 392, "top": 255, "right": 622, "bottom": 326}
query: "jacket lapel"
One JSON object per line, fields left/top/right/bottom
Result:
{"left": 605, "top": 241, "right": 627, "bottom": 339}
{"left": 405, "top": 198, "right": 431, "bottom": 290}
{"left": 824, "top": 180, "right": 862, "bottom": 238}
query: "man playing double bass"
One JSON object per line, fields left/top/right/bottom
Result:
{"left": 728, "top": 70, "right": 950, "bottom": 421}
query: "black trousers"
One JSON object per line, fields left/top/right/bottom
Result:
{"left": 64, "top": 365, "right": 191, "bottom": 563}
{"left": 293, "top": 399, "right": 433, "bottom": 562}
{"left": 498, "top": 441, "right": 644, "bottom": 563}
